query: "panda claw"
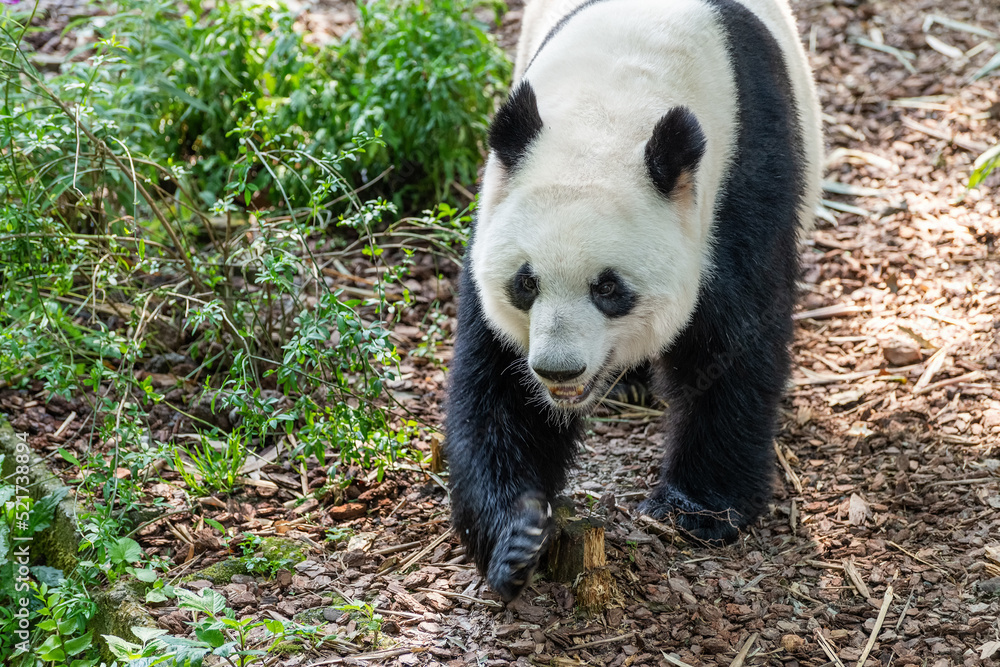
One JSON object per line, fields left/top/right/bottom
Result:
{"left": 486, "top": 492, "right": 553, "bottom": 602}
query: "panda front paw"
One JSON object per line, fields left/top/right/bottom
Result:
{"left": 639, "top": 487, "right": 742, "bottom": 545}
{"left": 486, "top": 492, "right": 553, "bottom": 602}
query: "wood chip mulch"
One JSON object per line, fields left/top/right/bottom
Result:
{"left": 5, "top": 0, "right": 1000, "bottom": 665}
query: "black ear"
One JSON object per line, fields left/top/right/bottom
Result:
{"left": 489, "top": 81, "right": 543, "bottom": 172}
{"left": 644, "top": 107, "right": 707, "bottom": 199}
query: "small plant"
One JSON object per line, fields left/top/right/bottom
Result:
{"left": 239, "top": 534, "right": 292, "bottom": 579}
{"left": 0, "top": 456, "right": 100, "bottom": 667}
{"left": 85, "top": 0, "right": 510, "bottom": 207}
{"left": 335, "top": 598, "right": 384, "bottom": 646}
{"left": 32, "top": 582, "right": 99, "bottom": 667}
{"left": 412, "top": 305, "right": 450, "bottom": 365}
{"left": 106, "top": 588, "right": 331, "bottom": 666}
{"left": 324, "top": 525, "right": 353, "bottom": 546}
{"left": 173, "top": 428, "right": 253, "bottom": 496}
{"left": 970, "top": 143, "right": 1000, "bottom": 189}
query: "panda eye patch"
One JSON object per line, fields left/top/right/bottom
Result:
{"left": 590, "top": 269, "right": 636, "bottom": 318}
{"left": 507, "top": 263, "right": 539, "bottom": 311}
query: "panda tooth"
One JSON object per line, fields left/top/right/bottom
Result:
{"left": 575, "top": 384, "right": 585, "bottom": 395}
{"left": 525, "top": 527, "right": 544, "bottom": 536}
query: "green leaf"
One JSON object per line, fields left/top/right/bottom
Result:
{"left": 177, "top": 587, "right": 229, "bottom": 616}
{"left": 132, "top": 626, "right": 169, "bottom": 643}
{"left": 130, "top": 566, "right": 158, "bottom": 583}
{"left": 31, "top": 565, "right": 66, "bottom": 586}
{"left": 101, "top": 634, "right": 142, "bottom": 660}
{"left": 204, "top": 517, "right": 227, "bottom": 534}
{"left": 146, "top": 588, "right": 170, "bottom": 604}
{"left": 109, "top": 537, "right": 143, "bottom": 564}
{"left": 969, "top": 143, "right": 1000, "bottom": 189}
{"left": 63, "top": 629, "right": 94, "bottom": 656}
{"left": 150, "top": 38, "right": 200, "bottom": 68}
{"left": 57, "top": 447, "right": 82, "bottom": 466}
{"left": 38, "top": 634, "right": 65, "bottom": 661}
{"left": 27, "top": 486, "right": 68, "bottom": 535}
{"left": 195, "top": 626, "right": 227, "bottom": 648}
{"left": 262, "top": 618, "right": 285, "bottom": 634}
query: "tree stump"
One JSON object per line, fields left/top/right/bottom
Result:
{"left": 428, "top": 432, "right": 446, "bottom": 473}
{"left": 546, "top": 504, "right": 617, "bottom": 613}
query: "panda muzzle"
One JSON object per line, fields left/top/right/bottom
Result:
{"left": 545, "top": 381, "right": 592, "bottom": 404}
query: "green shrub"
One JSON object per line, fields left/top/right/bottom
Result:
{"left": 0, "top": 0, "right": 490, "bottom": 660}
{"left": 336, "top": 0, "right": 511, "bottom": 201}
{"left": 90, "top": 0, "right": 511, "bottom": 207}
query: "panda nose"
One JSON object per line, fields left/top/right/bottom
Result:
{"left": 532, "top": 364, "right": 587, "bottom": 383}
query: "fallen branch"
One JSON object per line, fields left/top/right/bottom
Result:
{"left": 566, "top": 631, "right": 635, "bottom": 652}
{"left": 794, "top": 304, "right": 863, "bottom": 320}
{"left": 913, "top": 343, "right": 952, "bottom": 393}
{"left": 855, "top": 584, "right": 894, "bottom": 667}
{"left": 391, "top": 530, "right": 452, "bottom": 573}
{"left": 774, "top": 442, "right": 803, "bottom": 494}
{"left": 915, "top": 370, "right": 985, "bottom": 395}
{"left": 814, "top": 629, "right": 847, "bottom": 667}
{"left": 731, "top": 632, "right": 759, "bottom": 667}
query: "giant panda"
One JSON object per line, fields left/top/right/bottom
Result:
{"left": 444, "top": 0, "right": 823, "bottom": 602}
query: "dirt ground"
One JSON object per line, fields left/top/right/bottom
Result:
{"left": 7, "top": 0, "right": 1000, "bottom": 665}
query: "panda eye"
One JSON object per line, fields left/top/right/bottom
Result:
{"left": 596, "top": 280, "right": 615, "bottom": 297}
{"left": 507, "top": 262, "right": 539, "bottom": 311}
{"left": 590, "top": 269, "right": 636, "bottom": 318}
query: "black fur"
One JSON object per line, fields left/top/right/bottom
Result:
{"left": 644, "top": 107, "right": 707, "bottom": 200}
{"left": 590, "top": 268, "right": 636, "bottom": 318}
{"left": 445, "top": 256, "right": 582, "bottom": 602}
{"left": 489, "top": 82, "right": 544, "bottom": 172}
{"left": 506, "top": 262, "right": 540, "bottom": 311}
{"left": 638, "top": 0, "right": 805, "bottom": 542}
{"left": 447, "top": 0, "right": 807, "bottom": 599}
{"left": 607, "top": 363, "right": 656, "bottom": 407}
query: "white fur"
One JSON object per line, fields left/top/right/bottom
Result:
{"left": 473, "top": 0, "right": 821, "bottom": 408}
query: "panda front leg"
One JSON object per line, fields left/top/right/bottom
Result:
{"left": 445, "top": 264, "right": 582, "bottom": 602}
{"left": 641, "top": 295, "right": 791, "bottom": 544}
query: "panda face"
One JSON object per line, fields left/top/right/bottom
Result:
{"left": 509, "top": 262, "right": 638, "bottom": 409}
{"left": 470, "top": 78, "right": 718, "bottom": 412}
{"left": 471, "top": 177, "right": 706, "bottom": 412}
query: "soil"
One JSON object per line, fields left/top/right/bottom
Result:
{"left": 5, "top": 0, "right": 1000, "bottom": 666}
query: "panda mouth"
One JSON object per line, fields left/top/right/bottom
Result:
{"left": 546, "top": 381, "right": 593, "bottom": 404}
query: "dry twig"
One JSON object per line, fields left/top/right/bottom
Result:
{"left": 856, "top": 584, "right": 894, "bottom": 667}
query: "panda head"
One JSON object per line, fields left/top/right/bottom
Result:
{"left": 472, "top": 81, "right": 708, "bottom": 411}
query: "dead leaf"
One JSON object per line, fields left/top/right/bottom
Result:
{"left": 781, "top": 634, "right": 805, "bottom": 652}
{"left": 847, "top": 422, "right": 874, "bottom": 438}
{"left": 849, "top": 493, "right": 872, "bottom": 526}
{"left": 346, "top": 531, "right": 377, "bottom": 552}
{"left": 828, "top": 390, "right": 864, "bottom": 406}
